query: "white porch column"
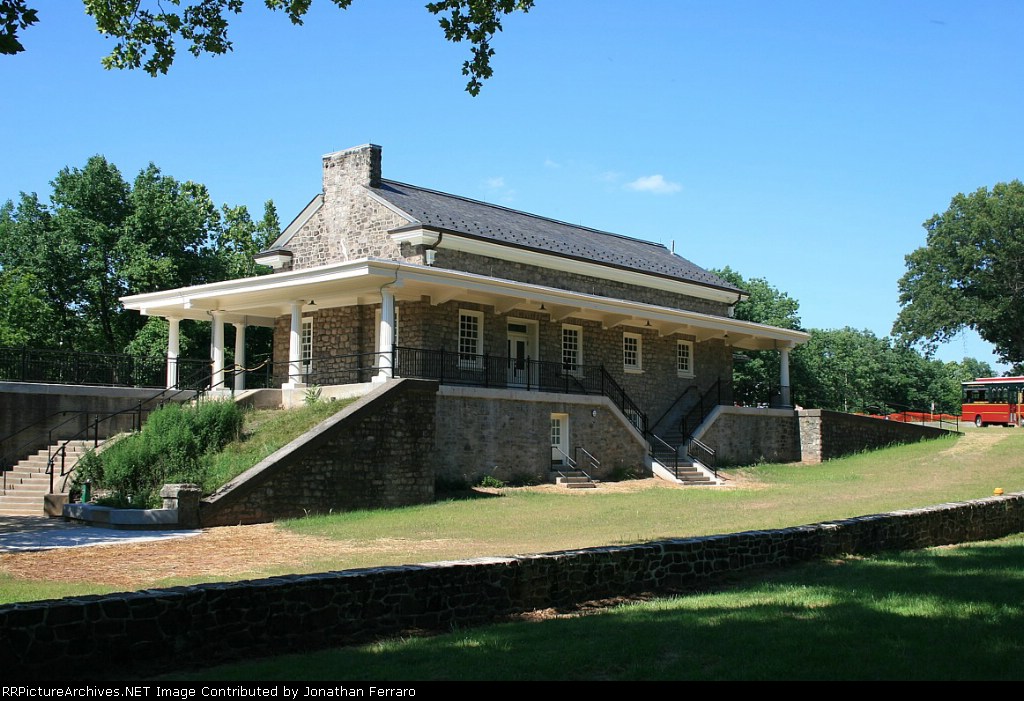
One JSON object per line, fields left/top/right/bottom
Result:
{"left": 233, "top": 322, "right": 246, "bottom": 392}
{"left": 285, "top": 301, "right": 304, "bottom": 388}
{"left": 211, "top": 311, "right": 225, "bottom": 390}
{"left": 166, "top": 316, "right": 180, "bottom": 389}
{"left": 375, "top": 287, "right": 395, "bottom": 381}
{"left": 779, "top": 345, "right": 792, "bottom": 408}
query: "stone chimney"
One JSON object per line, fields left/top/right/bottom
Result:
{"left": 322, "top": 144, "right": 382, "bottom": 196}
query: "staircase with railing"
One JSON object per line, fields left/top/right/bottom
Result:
{"left": 550, "top": 445, "right": 599, "bottom": 489}
{"left": 648, "top": 380, "right": 725, "bottom": 485}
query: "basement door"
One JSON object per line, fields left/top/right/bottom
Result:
{"left": 551, "top": 413, "right": 569, "bottom": 466}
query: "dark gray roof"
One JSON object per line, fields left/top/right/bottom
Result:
{"left": 374, "top": 179, "right": 743, "bottom": 294}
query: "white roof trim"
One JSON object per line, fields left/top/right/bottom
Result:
{"left": 265, "top": 194, "right": 324, "bottom": 251}
{"left": 122, "top": 258, "right": 808, "bottom": 349}
{"left": 388, "top": 226, "right": 745, "bottom": 306}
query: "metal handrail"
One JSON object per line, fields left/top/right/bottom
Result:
{"left": 575, "top": 446, "right": 601, "bottom": 473}
{"left": 680, "top": 378, "right": 724, "bottom": 440}
{"left": 687, "top": 437, "right": 717, "bottom": 478}
{"left": 650, "top": 385, "right": 698, "bottom": 434}
{"left": 42, "top": 363, "right": 220, "bottom": 495}
{"left": 649, "top": 432, "right": 681, "bottom": 476}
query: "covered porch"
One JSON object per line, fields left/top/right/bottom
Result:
{"left": 122, "top": 258, "right": 810, "bottom": 418}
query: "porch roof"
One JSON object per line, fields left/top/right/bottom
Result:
{"left": 121, "top": 258, "right": 809, "bottom": 351}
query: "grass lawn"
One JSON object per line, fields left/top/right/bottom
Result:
{"left": 203, "top": 398, "right": 355, "bottom": 491}
{"left": 278, "top": 428, "right": 1024, "bottom": 572}
{"left": 166, "top": 531, "right": 1024, "bottom": 680}
{"left": 2, "top": 428, "right": 1022, "bottom": 605}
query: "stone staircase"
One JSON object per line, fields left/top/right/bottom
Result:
{"left": 0, "top": 440, "right": 97, "bottom": 516}
{"left": 552, "top": 469, "right": 597, "bottom": 489}
{"left": 652, "top": 458, "right": 720, "bottom": 486}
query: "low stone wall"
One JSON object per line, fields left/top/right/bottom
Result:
{"left": 799, "top": 409, "right": 953, "bottom": 464}
{"left": 695, "top": 406, "right": 954, "bottom": 466}
{"left": 200, "top": 379, "right": 438, "bottom": 526}
{"left": 3, "top": 492, "right": 1022, "bottom": 679}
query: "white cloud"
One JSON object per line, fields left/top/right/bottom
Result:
{"left": 598, "top": 170, "right": 623, "bottom": 183}
{"left": 484, "top": 176, "right": 505, "bottom": 189}
{"left": 625, "top": 174, "right": 682, "bottom": 194}
{"left": 543, "top": 159, "right": 561, "bottom": 169}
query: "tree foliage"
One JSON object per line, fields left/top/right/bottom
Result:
{"left": 713, "top": 267, "right": 802, "bottom": 406}
{"left": 0, "top": 156, "right": 277, "bottom": 356}
{"left": 2, "top": 0, "right": 533, "bottom": 95}
{"left": 894, "top": 180, "right": 1024, "bottom": 365}
{"left": 713, "top": 267, "right": 990, "bottom": 414}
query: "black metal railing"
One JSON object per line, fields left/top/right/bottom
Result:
{"left": 393, "top": 346, "right": 647, "bottom": 433}
{"left": 687, "top": 437, "right": 717, "bottom": 478}
{"left": 681, "top": 379, "right": 725, "bottom": 440}
{"left": 650, "top": 385, "right": 698, "bottom": 435}
{"left": 0, "top": 346, "right": 215, "bottom": 389}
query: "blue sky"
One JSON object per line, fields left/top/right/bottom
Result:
{"left": 2, "top": 1, "right": 1021, "bottom": 371}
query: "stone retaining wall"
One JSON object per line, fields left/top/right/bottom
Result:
{"left": 3, "top": 492, "right": 1022, "bottom": 679}
{"left": 695, "top": 406, "right": 954, "bottom": 466}
{"left": 200, "top": 379, "right": 438, "bottom": 526}
{"left": 798, "top": 409, "right": 953, "bottom": 464}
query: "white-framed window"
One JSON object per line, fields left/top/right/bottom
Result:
{"left": 676, "top": 340, "right": 694, "bottom": 378}
{"left": 300, "top": 317, "right": 314, "bottom": 376}
{"left": 459, "top": 309, "right": 484, "bottom": 369}
{"left": 623, "top": 332, "right": 642, "bottom": 373}
{"left": 562, "top": 324, "right": 582, "bottom": 375}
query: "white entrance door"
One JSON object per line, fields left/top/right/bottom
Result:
{"left": 506, "top": 321, "right": 536, "bottom": 386}
{"left": 551, "top": 413, "right": 569, "bottom": 465}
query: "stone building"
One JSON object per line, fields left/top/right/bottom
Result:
{"left": 123, "top": 145, "right": 809, "bottom": 484}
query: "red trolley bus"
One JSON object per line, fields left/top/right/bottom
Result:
{"left": 961, "top": 376, "right": 1024, "bottom": 428}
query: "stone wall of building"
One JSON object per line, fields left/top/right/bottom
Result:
{"left": 433, "top": 387, "right": 649, "bottom": 484}
{"left": 5, "top": 492, "right": 1022, "bottom": 679}
{"left": 270, "top": 299, "right": 733, "bottom": 423}
{"left": 286, "top": 145, "right": 409, "bottom": 270}
{"left": 200, "top": 379, "right": 437, "bottom": 526}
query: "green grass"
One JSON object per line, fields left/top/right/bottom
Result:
{"left": 165, "top": 532, "right": 1024, "bottom": 680}
{"left": 275, "top": 431, "right": 1024, "bottom": 573}
{"left": 0, "top": 575, "right": 121, "bottom": 605}
{"left": 4, "top": 429, "right": 1024, "bottom": 605}
{"left": 203, "top": 399, "right": 354, "bottom": 490}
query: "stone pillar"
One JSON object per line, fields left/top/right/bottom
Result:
{"left": 780, "top": 346, "right": 792, "bottom": 408}
{"left": 166, "top": 316, "right": 180, "bottom": 389}
{"left": 233, "top": 322, "right": 246, "bottom": 392}
{"left": 375, "top": 287, "right": 395, "bottom": 381}
{"left": 160, "top": 483, "right": 202, "bottom": 529}
{"left": 211, "top": 311, "right": 225, "bottom": 390}
{"left": 285, "top": 301, "right": 304, "bottom": 388}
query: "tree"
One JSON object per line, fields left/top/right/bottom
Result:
{"left": 894, "top": 180, "right": 1024, "bottom": 365}
{"left": 1, "top": 0, "right": 533, "bottom": 95}
{"left": 712, "top": 267, "right": 802, "bottom": 405}
{"left": 0, "top": 155, "right": 275, "bottom": 358}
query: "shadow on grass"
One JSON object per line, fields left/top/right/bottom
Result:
{"left": 173, "top": 540, "right": 1024, "bottom": 681}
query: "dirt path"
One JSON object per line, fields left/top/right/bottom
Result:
{"left": 0, "top": 479, "right": 685, "bottom": 589}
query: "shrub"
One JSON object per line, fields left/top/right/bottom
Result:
{"left": 477, "top": 474, "right": 506, "bottom": 489}
{"left": 75, "top": 399, "right": 244, "bottom": 507}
